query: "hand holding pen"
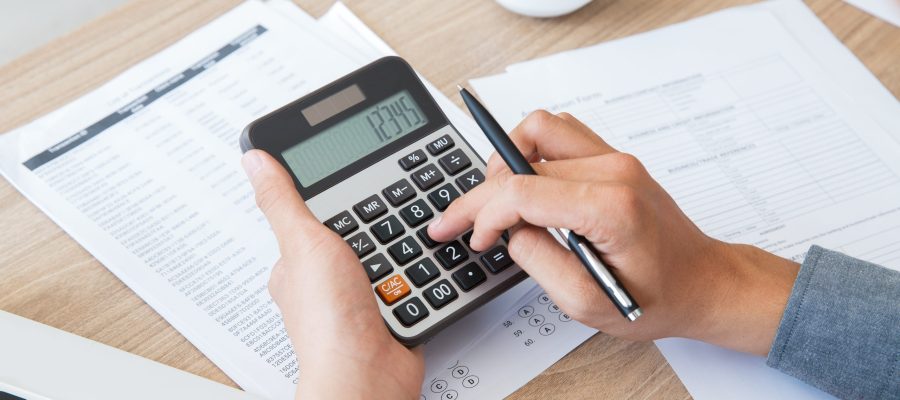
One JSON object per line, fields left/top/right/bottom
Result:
{"left": 428, "top": 94, "right": 796, "bottom": 352}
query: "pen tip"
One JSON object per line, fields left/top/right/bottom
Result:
{"left": 456, "top": 84, "right": 464, "bottom": 91}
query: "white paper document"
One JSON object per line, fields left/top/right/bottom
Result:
{"left": 844, "top": 0, "right": 900, "bottom": 27}
{"left": 0, "top": 1, "right": 598, "bottom": 399}
{"left": 471, "top": 1, "right": 900, "bottom": 399}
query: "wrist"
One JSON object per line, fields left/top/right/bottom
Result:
{"left": 691, "top": 243, "right": 799, "bottom": 356}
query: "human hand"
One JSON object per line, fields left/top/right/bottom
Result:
{"left": 428, "top": 111, "right": 799, "bottom": 356}
{"left": 242, "top": 150, "right": 424, "bottom": 399}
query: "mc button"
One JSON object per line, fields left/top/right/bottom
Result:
{"left": 323, "top": 210, "right": 358, "bottom": 237}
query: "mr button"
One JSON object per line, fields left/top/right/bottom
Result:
{"left": 376, "top": 274, "right": 411, "bottom": 305}
{"left": 353, "top": 194, "right": 387, "bottom": 222}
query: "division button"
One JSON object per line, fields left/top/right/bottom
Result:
{"left": 393, "top": 296, "right": 429, "bottom": 327}
{"left": 426, "top": 134, "right": 455, "bottom": 155}
{"left": 387, "top": 236, "right": 423, "bottom": 265}
{"left": 382, "top": 178, "right": 416, "bottom": 207}
{"left": 361, "top": 253, "right": 394, "bottom": 282}
{"left": 455, "top": 169, "right": 485, "bottom": 193}
{"left": 423, "top": 279, "right": 459, "bottom": 309}
{"left": 352, "top": 194, "right": 388, "bottom": 222}
{"left": 399, "top": 149, "right": 427, "bottom": 171}
{"left": 405, "top": 258, "right": 440, "bottom": 287}
{"left": 481, "top": 246, "right": 513, "bottom": 273}
{"left": 452, "top": 262, "right": 486, "bottom": 292}
{"left": 411, "top": 163, "right": 445, "bottom": 190}
{"left": 375, "top": 274, "right": 411, "bottom": 305}
{"left": 346, "top": 231, "right": 375, "bottom": 258}
{"left": 438, "top": 148, "right": 471, "bottom": 175}
{"left": 323, "top": 210, "right": 358, "bottom": 237}
{"left": 427, "top": 183, "right": 460, "bottom": 211}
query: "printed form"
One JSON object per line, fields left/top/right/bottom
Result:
{"left": 0, "top": 1, "right": 595, "bottom": 399}
{"left": 471, "top": 1, "right": 900, "bottom": 399}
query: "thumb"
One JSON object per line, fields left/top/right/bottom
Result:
{"left": 242, "top": 150, "right": 324, "bottom": 251}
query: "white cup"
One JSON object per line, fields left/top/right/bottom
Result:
{"left": 495, "top": 0, "right": 593, "bottom": 18}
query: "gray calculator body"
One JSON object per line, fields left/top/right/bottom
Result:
{"left": 240, "top": 56, "right": 526, "bottom": 345}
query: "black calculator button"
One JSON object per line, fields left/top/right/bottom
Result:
{"left": 346, "top": 232, "right": 376, "bottom": 258}
{"left": 456, "top": 169, "right": 485, "bottom": 193}
{"left": 387, "top": 236, "right": 423, "bottom": 265}
{"left": 405, "top": 258, "right": 440, "bottom": 287}
{"left": 427, "top": 183, "right": 460, "bottom": 211}
{"left": 411, "top": 163, "right": 445, "bottom": 191}
{"left": 426, "top": 134, "right": 455, "bottom": 155}
{"left": 393, "top": 297, "right": 429, "bottom": 327}
{"left": 382, "top": 179, "right": 416, "bottom": 207}
{"left": 399, "top": 149, "right": 427, "bottom": 171}
{"left": 452, "top": 262, "right": 487, "bottom": 292}
{"left": 423, "top": 279, "right": 459, "bottom": 309}
{"left": 362, "top": 253, "right": 394, "bottom": 282}
{"left": 353, "top": 194, "right": 388, "bottom": 222}
{"left": 481, "top": 246, "right": 513, "bottom": 273}
{"left": 438, "top": 149, "right": 471, "bottom": 175}
{"left": 399, "top": 199, "right": 434, "bottom": 227}
{"left": 370, "top": 215, "right": 405, "bottom": 244}
{"left": 323, "top": 210, "right": 358, "bottom": 237}
{"left": 461, "top": 231, "right": 477, "bottom": 251}
{"left": 416, "top": 226, "right": 441, "bottom": 248}
{"left": 435, "top": 241, "right": 469, "bottom": 270}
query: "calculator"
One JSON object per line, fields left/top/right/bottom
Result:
{"left": 240, "top": 56, "right": 527, "bottom": 345}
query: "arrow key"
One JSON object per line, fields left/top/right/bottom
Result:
{"left": 362, "top": 253, "right": 394, "bottom": 282}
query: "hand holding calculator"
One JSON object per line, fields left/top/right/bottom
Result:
{"left": 241, "top": 57, "right": 526, "bottom": 345}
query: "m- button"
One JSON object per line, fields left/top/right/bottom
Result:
{"left": 353, "top": 194, "right": 387, "bottom": 222}
{"left": 323, "top": 210, "right": 358, "bottom": 237}
{"left": 382, "top": 178, "right": 416, "bottom": 207}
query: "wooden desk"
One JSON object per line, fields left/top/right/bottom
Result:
{"left": 1, "top": 0, "right": 897, "bottom": 398}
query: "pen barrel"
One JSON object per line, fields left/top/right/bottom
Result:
{"left": 558, "top": 228, "right": 643, "bottom": 321}
{"left": 459, "top": 88, "right": 536, "bottom": 175}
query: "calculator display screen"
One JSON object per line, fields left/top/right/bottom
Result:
{"left": 282, "top": 90, "right": 428, "bottom": 186}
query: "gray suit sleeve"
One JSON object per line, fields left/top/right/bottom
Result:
{"left": 766, "top": 245, "right": 900, "bottom": 399}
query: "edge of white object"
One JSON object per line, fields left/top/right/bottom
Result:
{"left": 495, "top": 0, "right": 592, "bottom": 18}
{"left": 0, "top": 310, "right": 260, "bottom": 400}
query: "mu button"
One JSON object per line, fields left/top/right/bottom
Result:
{"left": 375, "top": 274, "right": 411, "bottom": 305}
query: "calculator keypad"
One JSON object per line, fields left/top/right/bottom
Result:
{"left": 370, "top": 215, "right": 405, "bottom": 244}
{"left": 427, "top": 183, "right": 460, "bottom": 211}
{"left": 387, "top": 236, "right": 423, "bottom": 265}
{"left": 353, "top": 194, "right": 388, "bottom": 222}
{"left": 423, "top": 279, "right": 459, "bottom": 309}
{"left": 324, "top": 210, "right": 359, "bottom": 237}
{"left": 399, "top": 199, "right": 434, "bottom": 227}
{"left": 314, "top": 128, "right": 521, "bottom": 341}
{"left": 411, "top": 163, "right": 445, "bottom": 190}
{"left": 438, "top": 149, "right": 471, "bottom": 175}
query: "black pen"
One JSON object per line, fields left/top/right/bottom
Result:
{"left": 458, "top": 85, "right": 643, "bottom": 321}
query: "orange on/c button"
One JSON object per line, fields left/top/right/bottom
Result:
{"left": 376, "top": 274, "right": 411, "bottom": 305}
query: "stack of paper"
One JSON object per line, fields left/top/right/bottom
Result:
{"left": 468, "top": 1, "right": 900, "bottom": 399}
{"left": 0, "top": 1, "right": 596, "bottom": 399}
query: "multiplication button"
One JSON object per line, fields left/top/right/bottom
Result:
{"left": 456, "top": 169, "right": 484, "bottom": 193}
{"left": 323, "top": 210, "right": 358, "bottom": 237}
{"left": 352, "top": 194, "right": 387, "bottom": 222}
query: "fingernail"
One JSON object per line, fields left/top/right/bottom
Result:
{"left": 241, "top": 151, "right": 263, "bottom": 179}
{"left": 430, "top": 215, "right": 442, "bottom": 229}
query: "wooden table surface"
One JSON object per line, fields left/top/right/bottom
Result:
{"left": 1, "top": 0, "right": 897, "bottom": 398}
